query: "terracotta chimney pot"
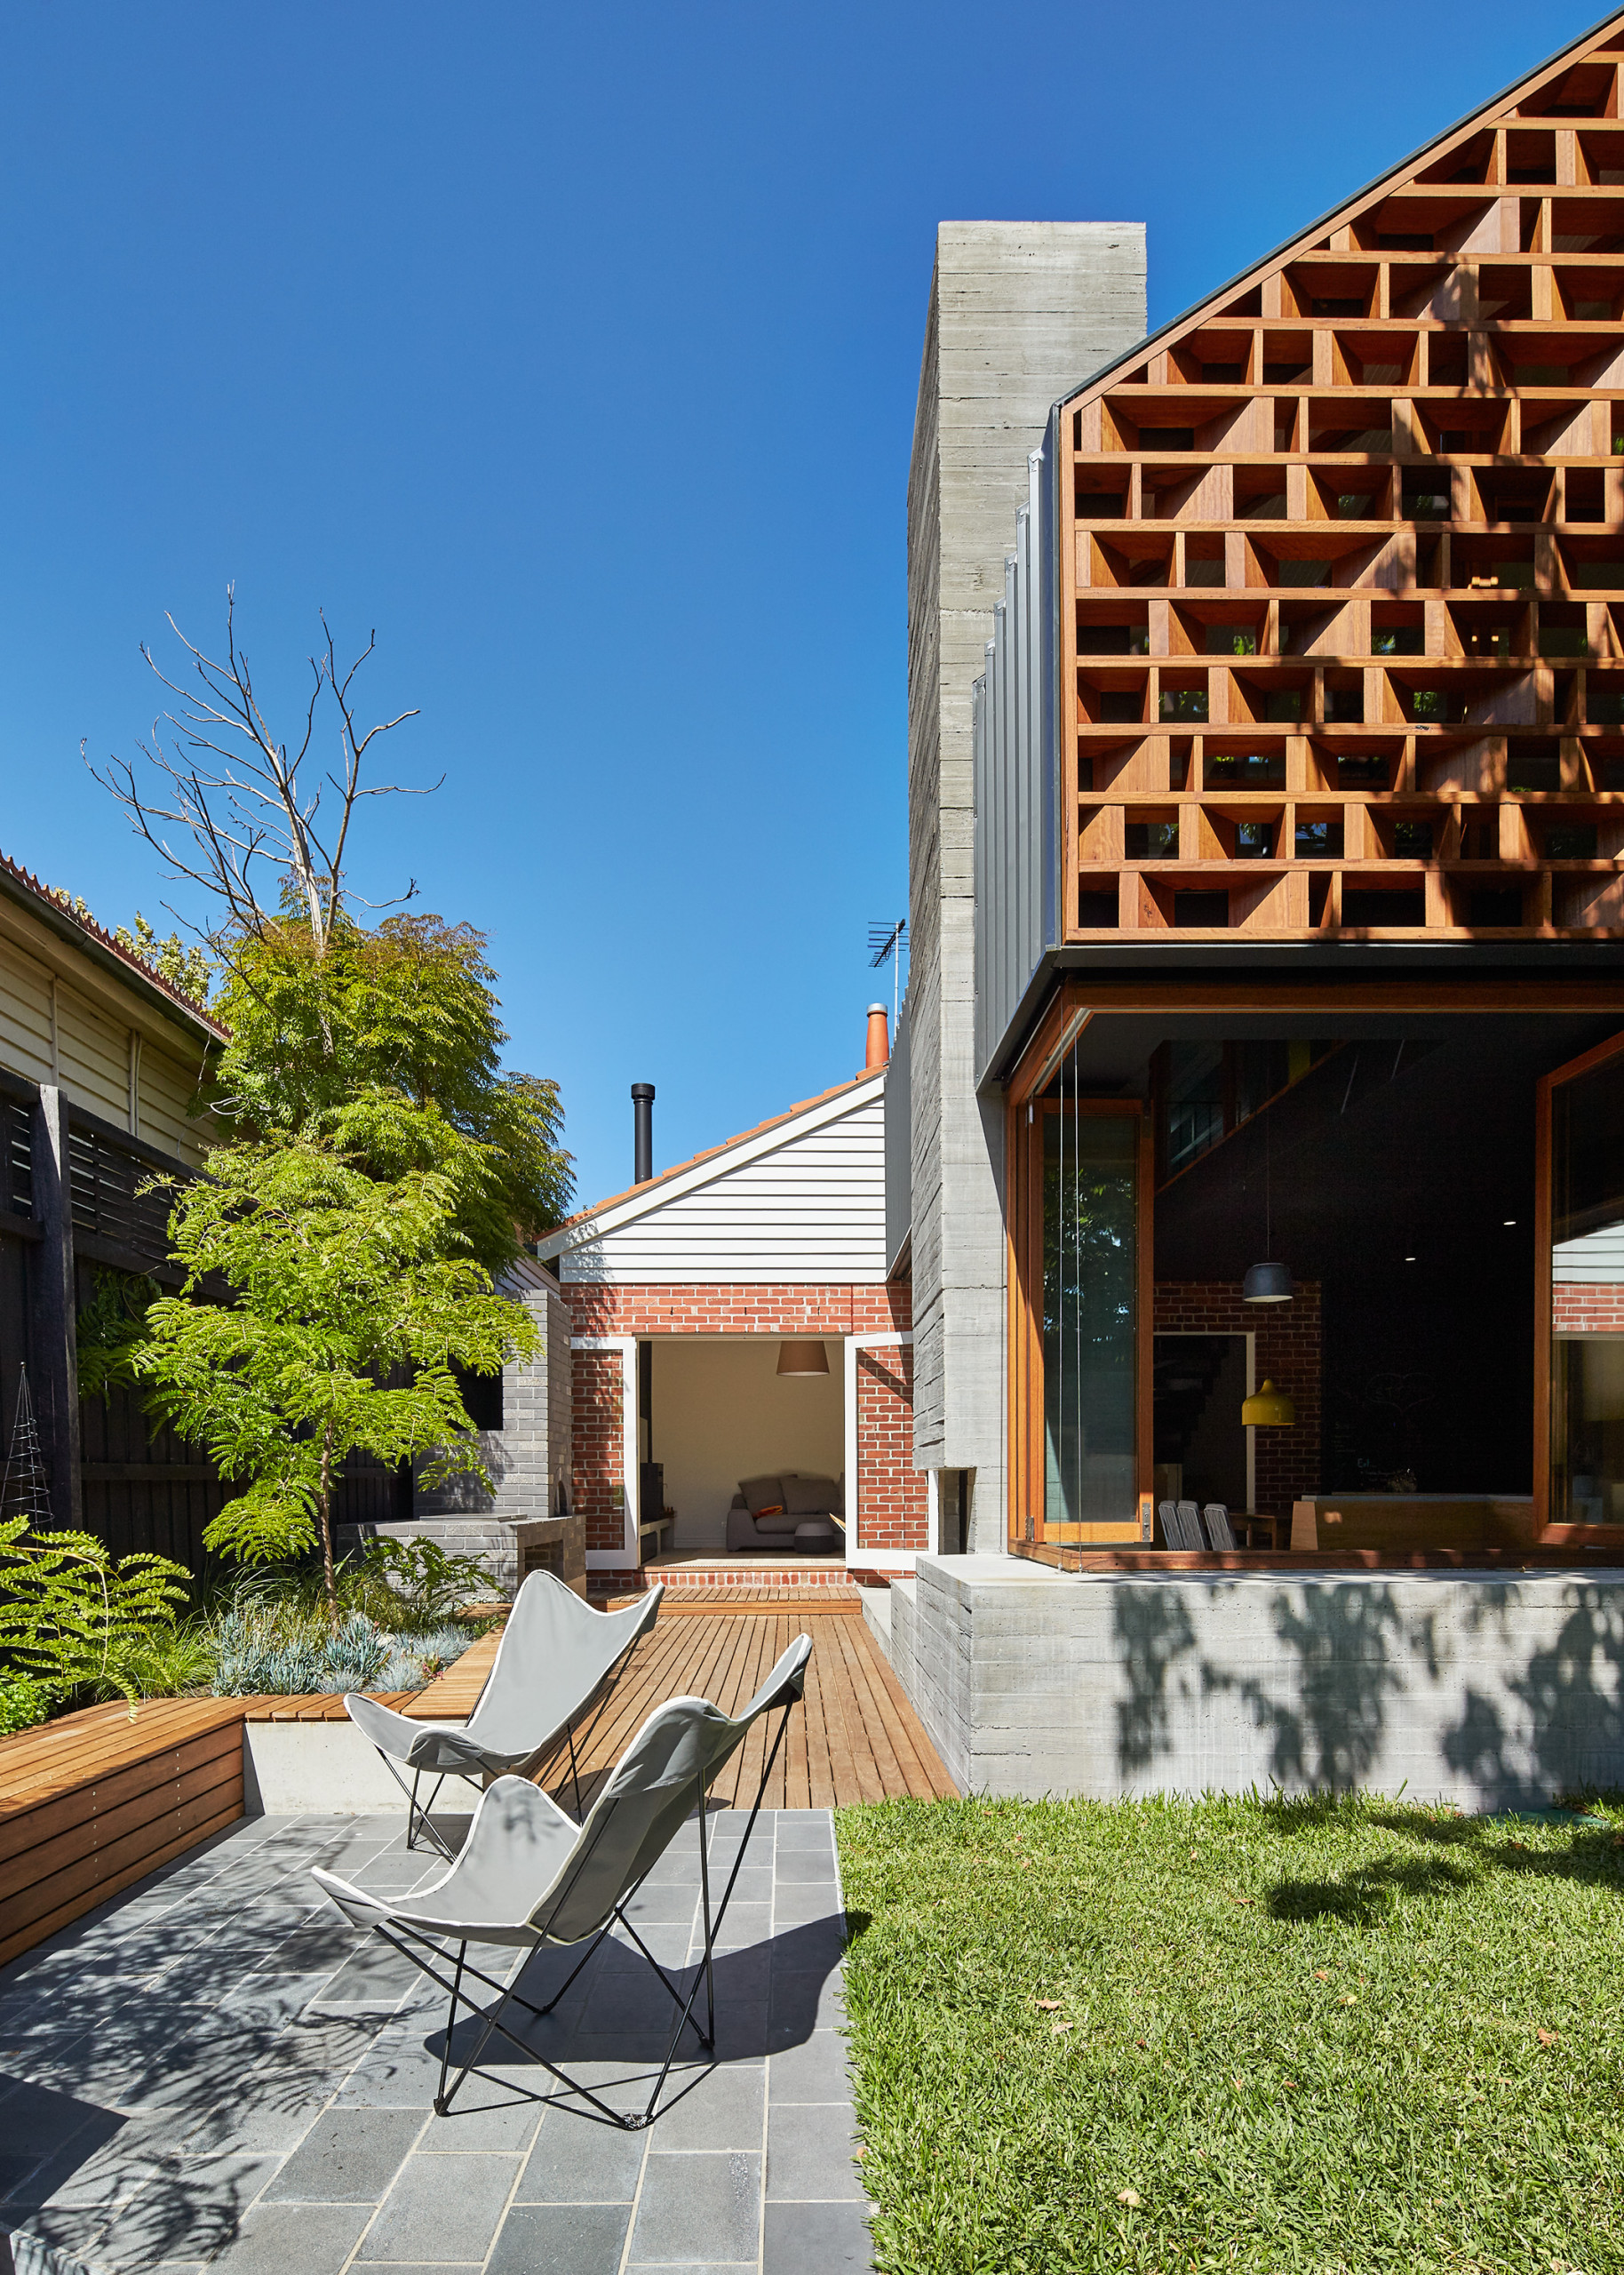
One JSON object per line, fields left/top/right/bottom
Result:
{"left": 865, "top": 1003, "right": 889, "bottom": 1070}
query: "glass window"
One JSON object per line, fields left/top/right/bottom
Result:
{"left": 1551, "top": 1046, "right": 1624, "bottom": 1523}
{"left": 1043, "top": 1114, "right": 1138, "bottom": 1528}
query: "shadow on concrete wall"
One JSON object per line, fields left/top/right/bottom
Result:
{"left": 1112, "top": 1578, "right": 1624, "bottom": 1806}
{"left": 1112, "top": 1585, "right": 1198, "bottom": 1773}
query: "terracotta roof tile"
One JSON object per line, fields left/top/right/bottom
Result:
{"left": 0, "top": 850, "right": 228, "bottom": 1039}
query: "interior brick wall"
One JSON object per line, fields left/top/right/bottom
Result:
{"left": 1554, "top": 1285, "right": 1624, "bottom": 1332}
{"left": 1154, "top": 1281, "right": 1323, "bottom": 1514}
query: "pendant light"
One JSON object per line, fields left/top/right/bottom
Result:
{"left": 1241, "top": 1377, "right": 1297, "bottom": 1427}
{"left": 776, "top": 1339, "right": 829, "bottom": 1377}
{"left": 1242, "top": 1110, "right": 1293, "bottom": 1305}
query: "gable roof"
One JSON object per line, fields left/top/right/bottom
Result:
{"left": 537, "top": 1067, "right": 886, "bottom": 1258}
{"left": 0, "top": 850, "right": 227, "bottom": 1044}
{"left": 1056, "top": 6, "right": 1624, "bottom": 419}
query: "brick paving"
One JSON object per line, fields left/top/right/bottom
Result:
{"left": 0, "top": 1806, "right": 874, "bottom": 2273}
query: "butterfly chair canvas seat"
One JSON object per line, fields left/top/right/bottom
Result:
{"left": 315, "top": 1634, "right": 814, "bottom": 2129}
{"left": 345, "top": 1569, "right": 664, "bottom": 1853}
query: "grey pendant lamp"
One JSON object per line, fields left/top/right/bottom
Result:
{"left": 1242, "top": 1111, "right": 1293, "bottom": 1305}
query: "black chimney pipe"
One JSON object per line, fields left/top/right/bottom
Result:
{"left": 632, "top": 1083, "right": 655, "bottom": 1184}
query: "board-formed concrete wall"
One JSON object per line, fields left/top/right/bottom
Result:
{"left": 880, "top": 1554, "right": 1624, "bottom": 1808}
{"left": 906, "top": 222, "right": 1146, "bottom": 1545}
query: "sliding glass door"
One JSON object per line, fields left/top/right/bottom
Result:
{"left": 1009, "top": 1094, "right": 1150, "bottom": 1546}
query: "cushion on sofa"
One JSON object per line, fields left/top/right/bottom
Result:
{"left": 783, "top": 1473, "right": 840, "bottom": 1516}
{"left": 738, "top": 1474, "right": 787, "bottom": 1514}
{"left": 752, "top": 1511, "right": 800, "bottom": 1536}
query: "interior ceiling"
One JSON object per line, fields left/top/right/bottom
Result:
{"left": 1148, "top": 1012, "right": 1621, "bottom": 1285}
{"left": 1053, "top": 1009, "right": 1623, "bottom": 1100}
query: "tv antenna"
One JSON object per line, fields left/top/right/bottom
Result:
{"left": 868, "top": 917, "right": 907, "bottom": 1028}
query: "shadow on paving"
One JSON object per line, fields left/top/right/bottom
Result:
{"left": 0, "top": 1903, "right": 848, "bottom": 2267}
{"left": 413, "top": 1912, "right": 850, "bottom": 2128}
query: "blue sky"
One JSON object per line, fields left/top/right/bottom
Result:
{"left": 0, "top": 0, "right": 1602, "bottom": 1208}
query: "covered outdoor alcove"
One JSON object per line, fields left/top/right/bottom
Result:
{"left": 644, "top": 1335, "right": 845, "bottom": 1558}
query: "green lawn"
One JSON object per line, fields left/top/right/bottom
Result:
{"left": 833, "top": 1793, "right": 1624, "bottom": 2275}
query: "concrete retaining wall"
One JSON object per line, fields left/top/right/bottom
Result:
{"left": 877, "top": 1553, "right": 1624, "bottom": 1808}
{"left": 242, "top": 1720, "right": 466, "bottom": 1816}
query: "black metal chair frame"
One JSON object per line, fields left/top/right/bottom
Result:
{"left": 377, "top": 1688, "right": 800, "bottom": 2129}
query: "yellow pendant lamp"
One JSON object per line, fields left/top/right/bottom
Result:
{"left": 1241, "top": 1377, "right": 1296, "bottom": 1428}
{"left": 776, "top": 1339, "right": 829, "bottom": 1377}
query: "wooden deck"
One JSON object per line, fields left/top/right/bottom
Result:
{"left": 0, "top": 1595, "right": 951, "bottom": 1970}
{"left": 532, "top": 1606, "right": 955, "bottom": 1810}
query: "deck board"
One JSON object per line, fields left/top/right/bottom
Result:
{"left": 531, "top": 1608, "right": 955, "bottom": 1809}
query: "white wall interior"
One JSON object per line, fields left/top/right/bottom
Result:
{"left": 649, "top": 1337, "right": 844, "bottom": 1555}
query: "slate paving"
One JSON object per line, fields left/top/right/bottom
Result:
{"left": 0, "top": 1806, "right": 873, "bottom": 2272}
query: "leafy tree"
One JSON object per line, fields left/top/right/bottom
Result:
{"left": 135, "top": 1138, "right": 539, "bottom": 1624}
{"left": 209, "top": 912, "right": 570, "bottom": 1273}
{"left": 113, "top": 914, "right": 213, "bottom": 1006}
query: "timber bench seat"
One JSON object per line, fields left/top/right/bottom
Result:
{"left": 0, "top": 1688, "right": 417, "bottom": 1972}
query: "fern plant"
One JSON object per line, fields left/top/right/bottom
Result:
{"left": 0, "top": 1516, "right": 191, "bottom": 1710}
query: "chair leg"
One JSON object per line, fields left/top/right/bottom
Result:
{"left": 629, "top": 1702, "right": 797, "bottom": 2129}
{"left": 383, "top": 1925, "right": 638, "bottom": 2128}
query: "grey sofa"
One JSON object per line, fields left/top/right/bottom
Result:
{"left": 726, "top": 1472, "right": 844, "bottom": 1554}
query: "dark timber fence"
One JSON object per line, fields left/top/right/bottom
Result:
{"left": 0, "top": 1065, "right": 409, "bottom": 1574}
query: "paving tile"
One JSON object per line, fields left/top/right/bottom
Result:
{"left": 648, "top": 2059, "right": 765, "bottom": 2152}
{"left": 487, "top": 2200, "right": 632, "bottom": 2273}
{"left": 773, "top": 1854, "right": 838, "bottom": 1886}
{"left": 207, "top": 2199, "right": 373, "bottom": 2271}
{"left": 768, "top": 2027, "right": 854, "bottom": 2103}
{"left": 93, "top": 2150, "right": 283, "bottom": 2268}
{"left": 768, "top": 1968, "right": 845, "bottom": 2040}
{"left": 763, "top": 2197, "right": 874, "bottom": 2271}
{"left": 515, "top": 2104, "right": 647, "bottom": 2199}
{"left": 704, "top": 1901, "right": 772, "bottom": 1952}
{"left": 773, "top": 1821, "right": 834, "bottom": 1851}
{"left": 622, "top": 1885, "right": 701, "bottom": 1926}
{"left": 313, "top": 1937, "right": 428, "bottom": 2005}
{"left": 772, "top": 1889, "right": 846, "bottom": 1931}
{"left": 628, "top": 2150, "right": 760, "bottom": 2263}
{"left": 767, "top": 2099, "right": 864, "bottom": 2201}
{"left": 355, "top": 2146, "right": 520, "bottom": 2259}
{"left": 179, "top": 2069, "right": 337, "bottom": 2154}
{"left": 263, "top": 2106, "right": 426, "bottom": 2201}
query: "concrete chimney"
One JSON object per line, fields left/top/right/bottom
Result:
{"left": 631, "top": 1083, "right": 655, "bottom": 1183}
{"left": 865, "top": 1005, "right": 889, "bottom": 1071}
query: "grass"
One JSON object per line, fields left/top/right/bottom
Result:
{"left": 834, "top": 1792, "right": 1624, "bottom": 2275}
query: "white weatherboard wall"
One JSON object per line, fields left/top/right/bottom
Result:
{"left": 878, "top": 1556, "right": 1624, "bottom": 1807}
{"left": 556, "top": 1082, "right": 886, "bottom": 1284}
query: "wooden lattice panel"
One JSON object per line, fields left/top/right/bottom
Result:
{"left": 1063, "top": 20, "right": 1624, "bottom": 939}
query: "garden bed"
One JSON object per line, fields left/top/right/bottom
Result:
{"left": 836, "top": 1792, "right": 1624, "bottom": 2274}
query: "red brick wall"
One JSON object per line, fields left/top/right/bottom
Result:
{"left": 565, "top": 1284, "right": 910, "bottom": 1338}
{"left": 1554, "top": 1283, "right": 1624, "bottom": 1331}
{"left": 856, "top": 1341, "right": 927, "bottom": 1555}
{"left": 564, "top": 1282, "right": 917, "bottom": 1562}
{"left": 572, "top": 1349, "right": 626, "bottom": 1555}
{"left": 1153, "top": 1281, "right": 1322, "bottom": 1513}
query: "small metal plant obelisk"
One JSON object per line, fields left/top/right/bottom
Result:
{"left": 0, "top": 1367, "right": 54, "bottom": 1530}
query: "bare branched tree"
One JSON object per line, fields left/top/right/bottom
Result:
{"left": 88, "top": 587, "right": 437, "bottom": 957}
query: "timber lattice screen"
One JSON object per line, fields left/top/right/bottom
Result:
{"left": 1063, "top": 20, "right": 1624, "bottom": 941}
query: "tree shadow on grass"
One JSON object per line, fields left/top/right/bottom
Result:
{"left": 1268, "top": 1852, "right": 1480, "bottom": 1925}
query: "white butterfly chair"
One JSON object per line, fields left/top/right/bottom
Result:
{"left": 315, "top": 1633, "right": 813, "bottom": 2129}
{"left": 345, "top": 1569, "right": 665, "bottom": 1856}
